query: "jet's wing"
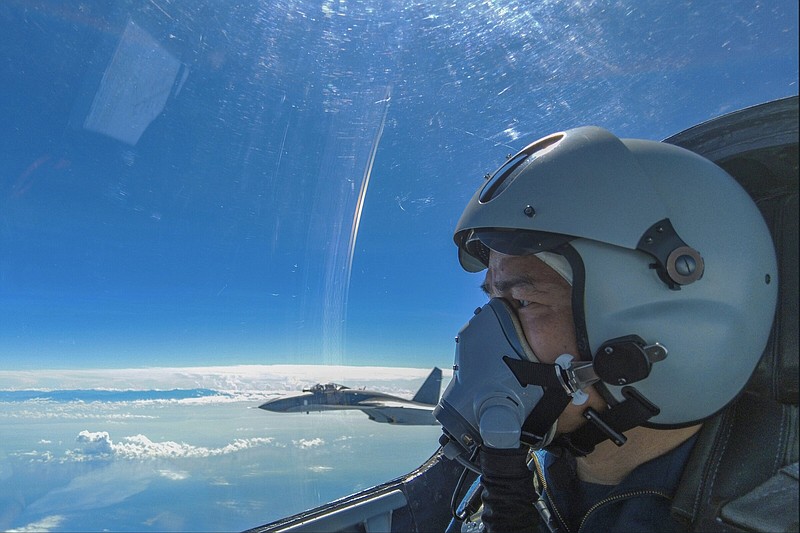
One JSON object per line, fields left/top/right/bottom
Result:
{"left": 355, "top": 400, "right": 439, "bottom": 426}
{"left": 357, "top": 399, "right": 430, "bottom": 409}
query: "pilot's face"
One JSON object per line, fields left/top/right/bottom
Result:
{"left": 482, "top": 251, "right": 605, "bottom": 434}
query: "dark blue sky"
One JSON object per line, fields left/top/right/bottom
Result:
{"left": 1, "top": 0, "right": 797, "bottom": 369}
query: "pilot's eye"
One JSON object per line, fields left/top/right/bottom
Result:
{"left": 515, "top": 299, "right": 533, "bottom": 309}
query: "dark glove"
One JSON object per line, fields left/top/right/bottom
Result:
{"left": 479, "top": 445, "right": 538, "bottom": 533}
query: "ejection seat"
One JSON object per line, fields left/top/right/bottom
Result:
{"left": 665, "top": 96, "right": 799, "bottom": 532}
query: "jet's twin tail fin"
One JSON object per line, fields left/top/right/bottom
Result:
{"left": 411, "top": 367, "right": 442, "bottom": 405}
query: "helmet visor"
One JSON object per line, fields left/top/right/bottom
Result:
{"left": 458, "top": 228, "right": 574, "bottom": 271}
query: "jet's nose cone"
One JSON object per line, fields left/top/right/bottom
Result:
{"left": 258, "top": 392, "right": 314, "bottom": 412}
{"left": 258, "top": 398, "right": 285, "bottom": 411}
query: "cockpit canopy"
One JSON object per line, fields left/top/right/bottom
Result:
{"left": 302, "top": 383, "right": 351, "bottom": 393}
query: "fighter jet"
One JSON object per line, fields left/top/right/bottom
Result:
{"left": 258, "top": 367, "right": 442, "bottom": 425}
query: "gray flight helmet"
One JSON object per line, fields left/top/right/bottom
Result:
{"left": 455, "top": 126, "right": 778, "bottom": 426}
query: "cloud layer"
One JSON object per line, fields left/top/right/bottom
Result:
{"left": 0, "top": 364, "right": 451, "bottom": 399}
{"left": 68, "top": 430, "right": 276, "bottom": 461}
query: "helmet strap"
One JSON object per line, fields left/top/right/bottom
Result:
{"left": 502, "top": 357, "right": 577, "bottom": 449}
{"left": 551, "top": 386, "right": 661, "bottom": 457}
{"left": 503, "top": 355, "right": 662, "bottom": 457}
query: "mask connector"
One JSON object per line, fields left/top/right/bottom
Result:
{"left": 477, "top": 396, "right": 524, "bottom": 449}
{"left": 554, "top": 354, "right": 599, "bottom": 405}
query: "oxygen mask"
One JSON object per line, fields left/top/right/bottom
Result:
{"left": 434, "top": 298, "right": 599, "bottom": 468}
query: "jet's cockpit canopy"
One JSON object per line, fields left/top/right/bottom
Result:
{"left": 302, "top": 383, "right": 351, "bottom": 393}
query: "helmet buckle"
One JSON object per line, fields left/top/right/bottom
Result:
{"left": 553, "top": 354, "right": 599, "bottom": 405}
{"left": 594, "top": 335, "right": 668, "bottom": 386}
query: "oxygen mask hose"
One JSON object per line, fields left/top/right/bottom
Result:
{"left": 479, "top": 445, "right": 539, "bottom": 533}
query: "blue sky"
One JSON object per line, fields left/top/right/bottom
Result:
{"left": 1, "top": 0, "right": 797, "bottom": 371}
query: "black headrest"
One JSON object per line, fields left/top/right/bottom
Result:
{"left": 744, "top": 183, "right": 798, "bottom": 405}
{"left": 665, "top": 96, "right": 799, "bottom": 406}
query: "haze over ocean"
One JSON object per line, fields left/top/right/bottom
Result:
{"left": 0, "top": 365, "right": 448, "bottom": 532}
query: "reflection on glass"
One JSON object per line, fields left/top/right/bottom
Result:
{"left": 0, "top": 0, "right": 796, "bottom": 530}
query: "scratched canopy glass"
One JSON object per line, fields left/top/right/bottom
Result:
{"left": 0, "top": 1, "right": 796, "bottom": 532}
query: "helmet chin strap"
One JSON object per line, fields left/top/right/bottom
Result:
{"left": 503, "top": 356, "right": 661, "bottom": 456}
{"left": 552, "top": 386, "right": 661, "bottom": 456}
{"left": 502, "top": 356, "right": 583, "bottom": 449}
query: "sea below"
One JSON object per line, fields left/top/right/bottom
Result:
{"left": 0, "top": 367, "right": 445, "bottom": 532}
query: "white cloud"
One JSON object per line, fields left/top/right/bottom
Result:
{"left": 308, "top": 465, "right": 333, "bottom": 473}
{"left": 293, "top": 438, "right": 325, "bottom": 449}
{"left": 3, "top": 404, "right": 158, "bottom": 421}
{"left": 158, "top": 469, "right": 189, "bottom": 481}
{"left": 67, "top": 431, "right": 276, "bottom": 461}
{"left": 113, "top": 434, "right": 197, "bottom": 459}
{"left": 6, "top": 514, "right": 65, "bottom": 532}
{"left": 215, "top": 438, "right": 276, "bottom": 455}
{"left": 0, "top": 365, "right": 451, "bottom": 397}
{"left": 15, "top": 449, "right": 54, "bottom": 463}
{"left": 76, "top": 430, "right": 114, "bottom": 455}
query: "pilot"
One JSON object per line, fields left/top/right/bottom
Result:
{"left": 445, "top": 127, "right": 777, "bottom": 532}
